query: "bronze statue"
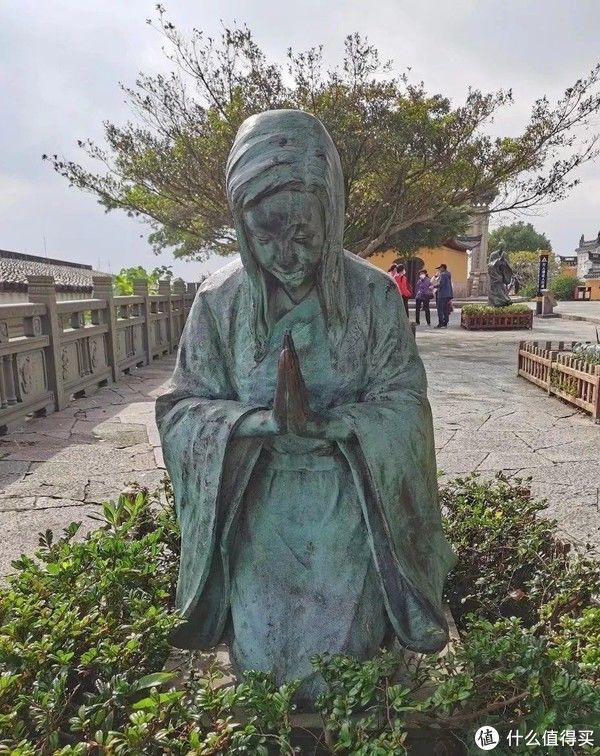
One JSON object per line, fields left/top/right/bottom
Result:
{"left": 156, "top": 110, "right": 456, "bottom": 703}
{"left": 488, "top": 245, "right": 515, "bottom": 307}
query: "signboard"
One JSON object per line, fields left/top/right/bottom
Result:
{"left": 560, "top": 256, "right": 577, "bottom": 266}
{"left": 537, "top": 251, "right": 549, "bottom": 295}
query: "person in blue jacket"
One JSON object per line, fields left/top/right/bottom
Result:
{"left": 435, "top": 264, "right": 453, "bottom": 328}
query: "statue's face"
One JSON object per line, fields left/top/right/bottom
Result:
{"left": 243, "top": 190, "right": 325, "bottom": 290}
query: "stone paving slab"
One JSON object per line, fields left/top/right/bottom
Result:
{"left": 0, "top": 504, "right": 101, "bottom": 570}
{"left": 0, "top": 312, "right": 598, "bottom": 575}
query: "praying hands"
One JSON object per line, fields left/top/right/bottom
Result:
{"left": 235, "top": 332, "right": 351, "bottom": 440}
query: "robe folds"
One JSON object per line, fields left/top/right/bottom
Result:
{"left": 156, "top": 252, "right": 457, "bottom": 664}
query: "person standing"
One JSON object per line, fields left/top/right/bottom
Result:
{"left": 389, "top": 263, "right": 412, "bottom": 317}
{"left": 430, "top": 269, "right": 440, "bottom": 309}
{"left": 435, "top": 264, "right": 453, "bottom": 328}
{"left": 414, "top": 269, "right": 433, "bottom": 326}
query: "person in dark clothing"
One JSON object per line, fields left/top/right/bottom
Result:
{"left": 435, "top": 264, "right": 453, "bottom": 328}
{"left": 414, "top": 269, "right": 433, "bottom": 326}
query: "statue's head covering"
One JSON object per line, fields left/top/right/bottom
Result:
{"left": 226, "top": 109, "right": 346, "bottom": 359}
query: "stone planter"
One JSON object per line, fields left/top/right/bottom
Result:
{"left": 461, "top": 310, "right": 533, "bottom": 330}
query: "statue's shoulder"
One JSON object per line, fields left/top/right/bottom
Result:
{"left": 343, "top": 251, "right": 397, "bottom": 300}
{"left": 197, "top": 257, "right": 244, "bottom": 303}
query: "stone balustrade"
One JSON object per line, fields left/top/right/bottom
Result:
{"left": 0, "top": 276, "right": 198, "bottom": 434}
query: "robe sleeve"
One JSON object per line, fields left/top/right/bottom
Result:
{"left": 335, "top": 277, "right": 457, "bottom": 653}
{"left": 155, "top": 289, "right": 264, "bottom": 648}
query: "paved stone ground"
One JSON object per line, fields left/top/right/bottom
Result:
{"left": 419, "top": 313, "right": 600, "bottom": 551}
{"left": 0, "top": 365, "right": 172, "bottom": 574}
{"left": 1, "top": 314, "right": 598, "bottom": 575}
{"left": 555, "top": 300, "right": 600, "bottom": 324}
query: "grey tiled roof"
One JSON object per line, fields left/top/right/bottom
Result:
{"left": 0, "top": 250, "right": 110, "bottom": 293}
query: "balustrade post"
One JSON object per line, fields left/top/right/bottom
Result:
{"left": 0, "top": 323, "right": 8, "bottom": 414}
{"left": 133, "top": 278, "right": 152, "bottom": 365}
{"left": 158, "top": 279, "right": 173, "bottom": 354}
{"left": 92, "top": 275, "right": 119, "bottom": 382}
{"left": 27, "top": 275, "right": 66, "bottom": 410}
{"left": 185, "top": 282, "right": 197, "bottom": 320}
{"left": 172, "top": 278, "right": 186, "bottom": 346}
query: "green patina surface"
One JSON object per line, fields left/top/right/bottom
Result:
{"left": 156, "top": 110, "right": 456, "bottom": 703}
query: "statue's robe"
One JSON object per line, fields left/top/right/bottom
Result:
{"left": 156, "top": 253, "right": 456, "bottom": 692}
{"left": 488, "top": 254, "right": 514, "bottom": 307}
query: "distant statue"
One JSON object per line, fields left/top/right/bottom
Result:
{"left": 488, "top": 245, "right": 515, "bottom": 307}
{"left": 512, "top": 272, "right": 522, "bottom": 295}
{"left": 156, "top": 110, "right": 456, "bottom": 704}
{"left": 580, "top": 233, "right": 585, "bottom": 247}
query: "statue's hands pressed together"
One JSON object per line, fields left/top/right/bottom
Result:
{"left": 234, "top": 332, "right": 351, "bottom": 440}
{"left": 277, "top": 332, "right": 351, "bottom": 441}
{"left": 280, "top": 331, "right": 315, "bottom": 435}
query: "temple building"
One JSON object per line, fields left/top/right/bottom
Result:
{"left": 368, "top": 240, "right": 471, "bottom": 298}
{"left": 574, "top": 232, "right": 600, "bottom": 299}
{"left": 367, "top": 204, "right": 491, "bottom": 299}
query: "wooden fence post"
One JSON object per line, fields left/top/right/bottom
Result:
{"left": 594, "top": 365, "right": 600, "bottom": 424}
{"left": 92, "top": 275, "right": 119, "bottom": 382}
{"left": 548, "top": 351, "right": 557, "bottom": 395}
{"left": 27, "top": 275, "right": 66, "bottom": 410}
{"left": 133, "top": 278, "right": 152, "bottom": 366}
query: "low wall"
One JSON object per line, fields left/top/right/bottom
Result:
{"left": 0, "top": 275, "right": 198, "bottom": 434}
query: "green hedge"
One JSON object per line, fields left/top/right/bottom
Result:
{"left": 573, "top": 344, "right": 600, "bottom": 366}
{"left": 549, "top": 274, "right": 582, "bottom": 301}
{"left": 1, "top": 476, "right": 598, "bottom": 754}
{"left": 461, "top": 303, "right": 532, "bottom": 316}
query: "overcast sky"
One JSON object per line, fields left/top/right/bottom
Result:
{"left": 2, "top": 0, "right": 600, "bottom": 280}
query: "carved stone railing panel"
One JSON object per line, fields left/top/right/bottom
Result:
{"left": 16, "top": 349, "right": 48, "bottom": 403}
{"left": 0, "top": 300, "right": 54, "bottom": 433}
{"left": 56, "top": 297, "right": 112, "bottom": 398}
{"left": 169, "top": 293, "right": 186, "bottom": 349}
{"left": 60, "top": 342, "right": 81, "bottom": 385}
{"left": 0, "top": 275, "right": 198, "bottom": 432}
{"left": 148, "top": 289, "right": 172, "bottom": 359}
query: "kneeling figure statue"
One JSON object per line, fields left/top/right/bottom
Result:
{"left": 156, "top": 109, "right": 456, "bottom": 704}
